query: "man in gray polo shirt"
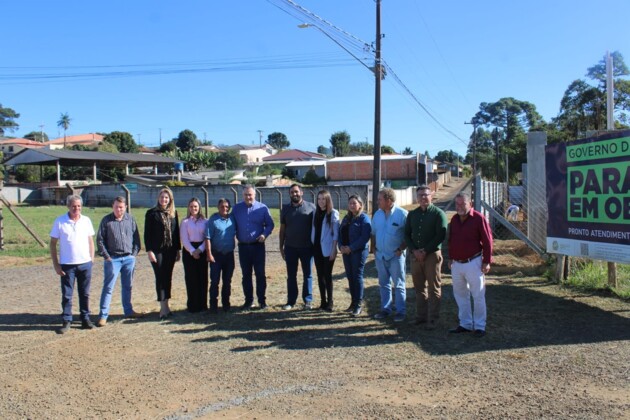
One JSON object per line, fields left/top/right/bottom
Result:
{"left": 279, "top": 184, "right": 316, "bottom": 310}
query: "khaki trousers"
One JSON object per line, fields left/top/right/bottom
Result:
{"left": 410, "top": 250, "right": 443, "bottom": 322}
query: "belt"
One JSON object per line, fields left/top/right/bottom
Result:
{"left": 239, "top": 241, "right": 261, "bottom": 246}
{"left": 452, "top": 252, "right": 482, "bottom": 264}
{"left": 111, "top": 253, "right": 131, "bottom": 258}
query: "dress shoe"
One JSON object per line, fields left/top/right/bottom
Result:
{"left": 393, "top": 314, "right": 406, "bottom": 323}
{"left": 209, "top": 306, "right": 218, "bottom": 314}
{"left": 473, "top": 329, "right": 486, "bottom": 338}
{"left": 259, "top": 303, "right": 268, "bottom": 310}
{"left": 222, "top": 303, "right": 231, "bottom": 312}
{"left": 81, "top": 319, "right": 95, "bottom": 330}
{"left": 57, "top": 321, "right": 71, "bottom": 334}
{"left": 241, "top": 302, "right": 254, "bottom": 310}
{"left": 96, "top": 318, "right": 107, "bottom": 327}
{"left": 124, "top": 311, "right": 145, "bottom": 319}
{"left": 449, "top": 326, "right": 472, "bottom": 334}
{"left": 373, "top": 311, "right": 390, "bottom": 320}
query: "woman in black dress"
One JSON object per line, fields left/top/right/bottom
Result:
{"left": 144, "top": 188, "right": 181, "bottom": 319}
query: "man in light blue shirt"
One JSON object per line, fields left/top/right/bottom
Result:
{"left": 371, "top": 188, "right": 408, "bottom": 322}
{"left": 231, "top": 185, "right": 275, "bottom": 310}
{"left": 205, "top": 198, "right": 237, "bottom": 313}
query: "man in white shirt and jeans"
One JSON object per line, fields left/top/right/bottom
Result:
{"left": 49, "top": 195, "right": 95, "bottom": 334}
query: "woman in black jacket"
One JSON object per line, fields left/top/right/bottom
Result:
{"left": 144, "top": 188, "right": 181, "bottom": 319}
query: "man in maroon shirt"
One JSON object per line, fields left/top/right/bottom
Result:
{"left": 447, "top": 192, "right": 493, "bottom": 337}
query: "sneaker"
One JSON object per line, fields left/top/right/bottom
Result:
{"left": 281, "top": 304, "right": 293, "bottom": 310}
{"left": 304, "top": 302, "right": 313, "bottom": 310}
{"left": 96, "top": 318, "right": 107, "bottom": 327}
{"left": 241, "top": 302, "right": 254, "bottom": 310}
{"left": 81, "top": 319, "right": 95, "bottom": 330}
{"left": 344, "top": 303, "right": 355, "bottom": 313}
{"left": 259, "top": 303, "right": 268, "bottom": 310}
{"left": 57, "top": 321, "right": 71, "bottom": 334}
{"left": 352, "top": 305, "right": 362, "bottom": 317}
{"left": 393, "top": 314, "right": 406, "bottom": 323}
{"left": 373, "top": 311, "right": 390, "bottom": 320}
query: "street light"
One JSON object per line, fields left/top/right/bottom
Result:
{"left": 216, "top": 161, "right": 228, "bottom": 183}
{"left": 298, "top": 0, "right": 382, "bottom": 214}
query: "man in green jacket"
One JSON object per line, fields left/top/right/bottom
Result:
{"left": 404, "top": 185, "right": 447, "bottom": 330}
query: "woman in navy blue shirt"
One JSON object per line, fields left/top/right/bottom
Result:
{"left": 338, "top": 195, "right": 371, "bottom": 316}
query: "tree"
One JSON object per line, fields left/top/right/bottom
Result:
{"left": 317, "top": 145, "right": 332, "bottom": 156}
{"left": 381, "top": 145, "right": 396, "bottom": 154}
{"left": 57, "top": 113, "right": 71, "bottom": 148}
{"left": 329, "top": 130, "right": 351, "bottom": 157}
{"left": 350, "top": 141, "right": 372, "bottom": 155}
{"left": 302, "top": 167, "right": 326, "bottom": 185}
{"left": 472, "top": 97, "right": 544, "bottom": 181}
{"left": 0, "top": 104, "right": 19, "bottom": 136}
{"left": 258, "top": 163, "right": 281, "bottom": 176}
{"left": 435, "top": 149, "right": 462, "bottom": 163}
{"left": 158, "top": 140, "right": 178, "bottom": 153}
{"left": 174, "top": 129, "right": 199, "bottom": 152}
{"left": 97, "top": 142, "right": 119, "bottom": 153}
{"left": 266, "top": 132, "right": 290, "bottom": 150}
{"left": 217, "top": 149, "right": 245, "bottom": 169}
{"left": 104, "top": 131, "right": 139, "bottom": 153}
{"left": 555, "top": 51, "right": 630, "bottom": 137}
{"left": 24, "top": 131, "right": 49, "bottom": 142}
{"left": 402, "top": 147, "right": 414, "bottom": 155}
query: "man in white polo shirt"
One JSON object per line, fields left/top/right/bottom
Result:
{"left": 50, "top": 194, "right": 96, "bottom": 334}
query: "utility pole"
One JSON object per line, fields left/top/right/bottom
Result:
{"left": 39, "top": 124, "right": 45, "bottom": 142}
{"left": 371, "top": 0, "right": 382, "bottom": 215}
{"left": 257, "top": 130, "right": 264, "bottom": 148}
{"left": 605, "top": 51, "right": 618, "bottom": 288}
{"left": 159, "top": 128, "right": 162, "bottom": 146}
{"left": 464, "top": 119, "right": 480, "bottom": 208}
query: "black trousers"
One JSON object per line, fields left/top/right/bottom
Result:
{"left": 150, "top": 247, "right": 178, "bottom": 301}
{"left": 313, "top": 245, "right": 335, "bottom": 306}
{"left": 182, "top": 242, "right": 209, "bottom": 312}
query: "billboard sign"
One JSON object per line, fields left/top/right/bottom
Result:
{"left": 545, "top": 130, "right": 630, "bottom": 264}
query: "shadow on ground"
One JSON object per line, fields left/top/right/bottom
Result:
{"left": 158, "top": 275, "right": 630, "bottom": 356}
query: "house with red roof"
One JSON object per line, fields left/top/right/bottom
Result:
{"left": 44, "top": 133, "right": 104, "bottom": 150}
{"left": 0, "top": 138, "right": 45, "bottom": 160}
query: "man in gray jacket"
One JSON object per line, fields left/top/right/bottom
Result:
{"left": 96, "top": 196, "right": 143, "bottom": 327}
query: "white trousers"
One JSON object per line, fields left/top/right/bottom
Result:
{"left": 451, "top": 256, "right": 486, "bottom": 331}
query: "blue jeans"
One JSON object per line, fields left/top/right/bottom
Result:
{"left": 284, "top": 246, "right": 313, "bottom": 305}
{"left": 342, "top": 248, "right": 368, "bottom": 304}
{"left": 375, "top": 255, "right": 406, "bottom": 315}
{"left": 60, "top": 261, "right": 93, "bottom": 322}
{"left": 99, "top": 255, "right": 136, "bottom": 319}
{"left": 210, "top": 251, "right": 235, "bottom": 306}
{"left": 238, "top": 243, "right": 266, "bottom": 305}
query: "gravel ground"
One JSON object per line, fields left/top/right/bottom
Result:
{"left": 0, "top": 178, "right": 628, "bottom": 418}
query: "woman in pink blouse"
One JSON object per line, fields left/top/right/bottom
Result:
{"left": 180, "top": 197, "right": 208, "bottom": 312}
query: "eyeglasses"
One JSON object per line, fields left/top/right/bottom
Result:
{"left": 418, "top": 194, "right": 430, "bottom": 197}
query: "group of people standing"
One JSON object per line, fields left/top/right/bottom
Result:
{"left": 50, "top": 183, "right": 493, "bottom": 337}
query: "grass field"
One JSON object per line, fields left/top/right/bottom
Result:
{"left": 0, "top": 203, "right": 281, "bottom": 259}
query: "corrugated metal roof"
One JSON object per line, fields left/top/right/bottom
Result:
{"left": 3, "top": 148, "right": 182, "bottom": 167}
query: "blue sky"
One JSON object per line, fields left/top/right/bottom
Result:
{"left": 3, "top": 0, "right": 629, "bottom": 157}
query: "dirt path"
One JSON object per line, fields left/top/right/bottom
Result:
{"left": 0, "top": 177, "right": 628, "bottom": 419}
